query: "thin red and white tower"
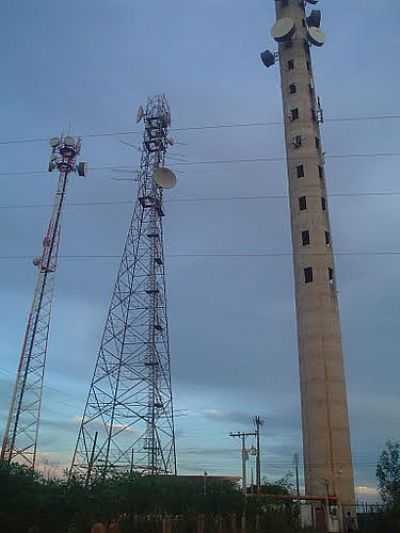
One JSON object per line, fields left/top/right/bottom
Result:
{"left": 260, "top": 0, "right": 356, "bottom": 517}
{"left": 1, "top": 136, "right": 87, "bottom": 469}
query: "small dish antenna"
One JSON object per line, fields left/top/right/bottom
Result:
{"left": 307, "top": 26, "right": 326, "bottom": 47}
{"left": 271, "top": 17, "right": 295, "bottom": 43}
{"left": 167, "top": 136, "right": 176, "bottom": 146}
{"left": 64, "top": 136, "right": 75, "bottom": 147}
{"left": 260, "top": 49, "right": 276, "bottom": 68}
{"left": 136, "top": 105, "right": 145, "bottom": 123}
{"left": 153, "top": 167, "right": 177, "bottom": 189}
{"left": 49, "top": 137, "right": 60, "bottom": 148}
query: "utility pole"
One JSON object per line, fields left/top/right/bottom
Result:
{"left": 70, "top": 96, "right": 177, "bottom": 481}
{"left": 294, "top": 453, "right": 300, "bottom": 498}
{"left": 253, "top": 416, "right": 264, "bottom": 492}
{"left": 1, "top": 135, "right": 86, "bottom": 470}
{"left": 230, "top": 431, "right": 256, "bottom": 494}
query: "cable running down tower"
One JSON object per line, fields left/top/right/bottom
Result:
{"left": 1, "top": 136, "right": 87, "bottom": 469}
{"left": 70, "top": 95, "right": 177, "bottom": 481}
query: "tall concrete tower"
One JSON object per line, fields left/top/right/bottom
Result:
{"left": 261, "top": 0, "right": 356, "bottom": 511}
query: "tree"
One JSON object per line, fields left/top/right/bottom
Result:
{"left": 376, "top": 440, "right": 400, "bottom": 504}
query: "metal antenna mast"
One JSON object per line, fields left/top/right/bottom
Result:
{"left": 1, "top": 136, "right": 87, "bottom": 469}
{"left": 70, "top": 95, "right": 177, "bottom": 481}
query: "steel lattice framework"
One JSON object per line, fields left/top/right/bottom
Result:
{"left": 70, "top": 95, "right": 177, "bottom": 482}
{"left": 1, "top": 136, "right": 84, "bottom": 469}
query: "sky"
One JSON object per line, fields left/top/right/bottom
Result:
{"left": 1, "top": 0, "right": 400, "bottom": 503}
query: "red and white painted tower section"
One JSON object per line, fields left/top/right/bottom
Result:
{"left": 1, "top": 136, "right": 87, "bottom": 469}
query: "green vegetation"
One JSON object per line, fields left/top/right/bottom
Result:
{"left": 0, "top": 461, "right": 306, "bottom": 533}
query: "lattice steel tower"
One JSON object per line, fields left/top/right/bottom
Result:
{"left": 1, "top": 136, "right": 87, "bottom": 469}
{"left": 260, "top": 0, "right": 356, "bottom": 512}
{"left": 70, "top": 95, "right": 177, "bottom": 481}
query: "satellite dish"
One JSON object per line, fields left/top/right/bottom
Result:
{"left": 260, "top": 49, "right": 276, "bottom": 68}
{"left": 64, "top": 136, "right": 75, "bottom": 147}
{"left": 307, "top": 26, "right": 326, "bottom": 47}
{"left": 307, "top": 9, "right": 321, "bottom": 28}
{"left": 136, "top": 105, "right": 145, "bottom": 123}
{"left": 33, "top": 257, "right": 42, "bottom": 267}
{"left": 271, "top": 17, "right": 295, "bottom": 43}
{"left": 167, "top": 136, "right": 175, "bottom": 146}
{"left": 49, "top": 137, "right": 60, "bottom": 148}
{"left": 153, "top": 167, "right": 177, "bottom": 189}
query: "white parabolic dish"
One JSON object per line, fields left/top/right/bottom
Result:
{"left": 307, "top": 26, "right": 326, "bottom": 47}
{"left": 64, "top": 136, "right": 75, "bottom": 146}
{"left": 154, "top": 167, "right": 177, "bottom": 189}
{"left": 49, "top": 137, "right": 60, "bottom": 147}
{"left": 271, "top": 17, "right": 295, "bottom": 43}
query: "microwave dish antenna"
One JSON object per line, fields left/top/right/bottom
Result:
{"left": 154, "top": 167, "right": 176, "bottom": 189}
{"left": 49, "top": 137, "right": 60, "bottom": 148}
{"left": 307, "top": 26, "right": 326, "bottom": 47}
{"left": 64, "top": 136, "right": 75, "bottom": 147}
{"left": 271, "top": 17, "right": 295, "bottom": 43}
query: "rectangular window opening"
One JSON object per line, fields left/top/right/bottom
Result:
{"left": 299, "top": 196, "right": 307, "bottom": 211}
{"left": 311, "top": 108, "right": 317, "bottom": 122}
{"left": 289, "top": 83, "right": 297, "bottom": 95}
{"left": 319, "top": 165, "right": 324, "bottom": 179}
{"left": 315, "top": 137, "right": 321, "bottom": 150}
{"left": 306, "top": 61, "right": 311, "bottom": 72}
{"left": 288, "top": 59, "right": 295, "bottom": 71}
{"left": 296, "top": 164, "right": 305, "bottom": 178}
{"left": 325, "top": 231, "right": 331, "bottom": 245}
{"left": 321, "top": 197, "right": 326, "bottom": 211}
{"left": 304, "top": 267, "right": 313, "bottom": 284}
{"left": 328, "top": 268, "right": 334, "bottom": 282}
{"left": 302, "top": 231, "right": 310, "bottom": 246}
{"left": 293, "top": 135, "right": 302, "bottom": 148}
{"left": 291, "top": 108, "right": 299, "bottom": 121}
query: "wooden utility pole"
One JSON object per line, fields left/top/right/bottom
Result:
{"left": 230, "top": 431, "right": 256, "bottom": 494}
{"left": 253, "top": 416, "right": 264, "bottom": 492}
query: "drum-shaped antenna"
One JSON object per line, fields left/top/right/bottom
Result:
{"left": 153, "top": 167, "right": 177, "bottom": 189}
{"left": 260, "top": 50, "right": 276, "bottom": 68}
{"left": 307, "top": 9, "right": 321, "bottom": 28}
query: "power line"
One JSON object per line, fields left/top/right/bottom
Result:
{"left": 1, "top": 251, "right": 400, "bottom": 262}
{"left": 1, "top": 113, "right": 400, "bottom": 146}
{"left": 2, "top": 151, "right": 400, "bottom": 178}
{"left": 1, "top": 191, "right": 400, "bottom": 211}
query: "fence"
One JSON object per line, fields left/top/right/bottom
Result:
{"left": 92, "top": 504, "right": 388, "bottom": 533}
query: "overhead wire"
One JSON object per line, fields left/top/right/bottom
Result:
{"left": 2, "top": 190, "right": 400, "bottom": 211}
{"left": 2, "top": 151, "right": 400, "bottom": 178}
{"left": 1, "top": 251, "right": 400, "bottom": 262}
{"left": 1, "top": 113, "right": 400, "bottom": 146}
